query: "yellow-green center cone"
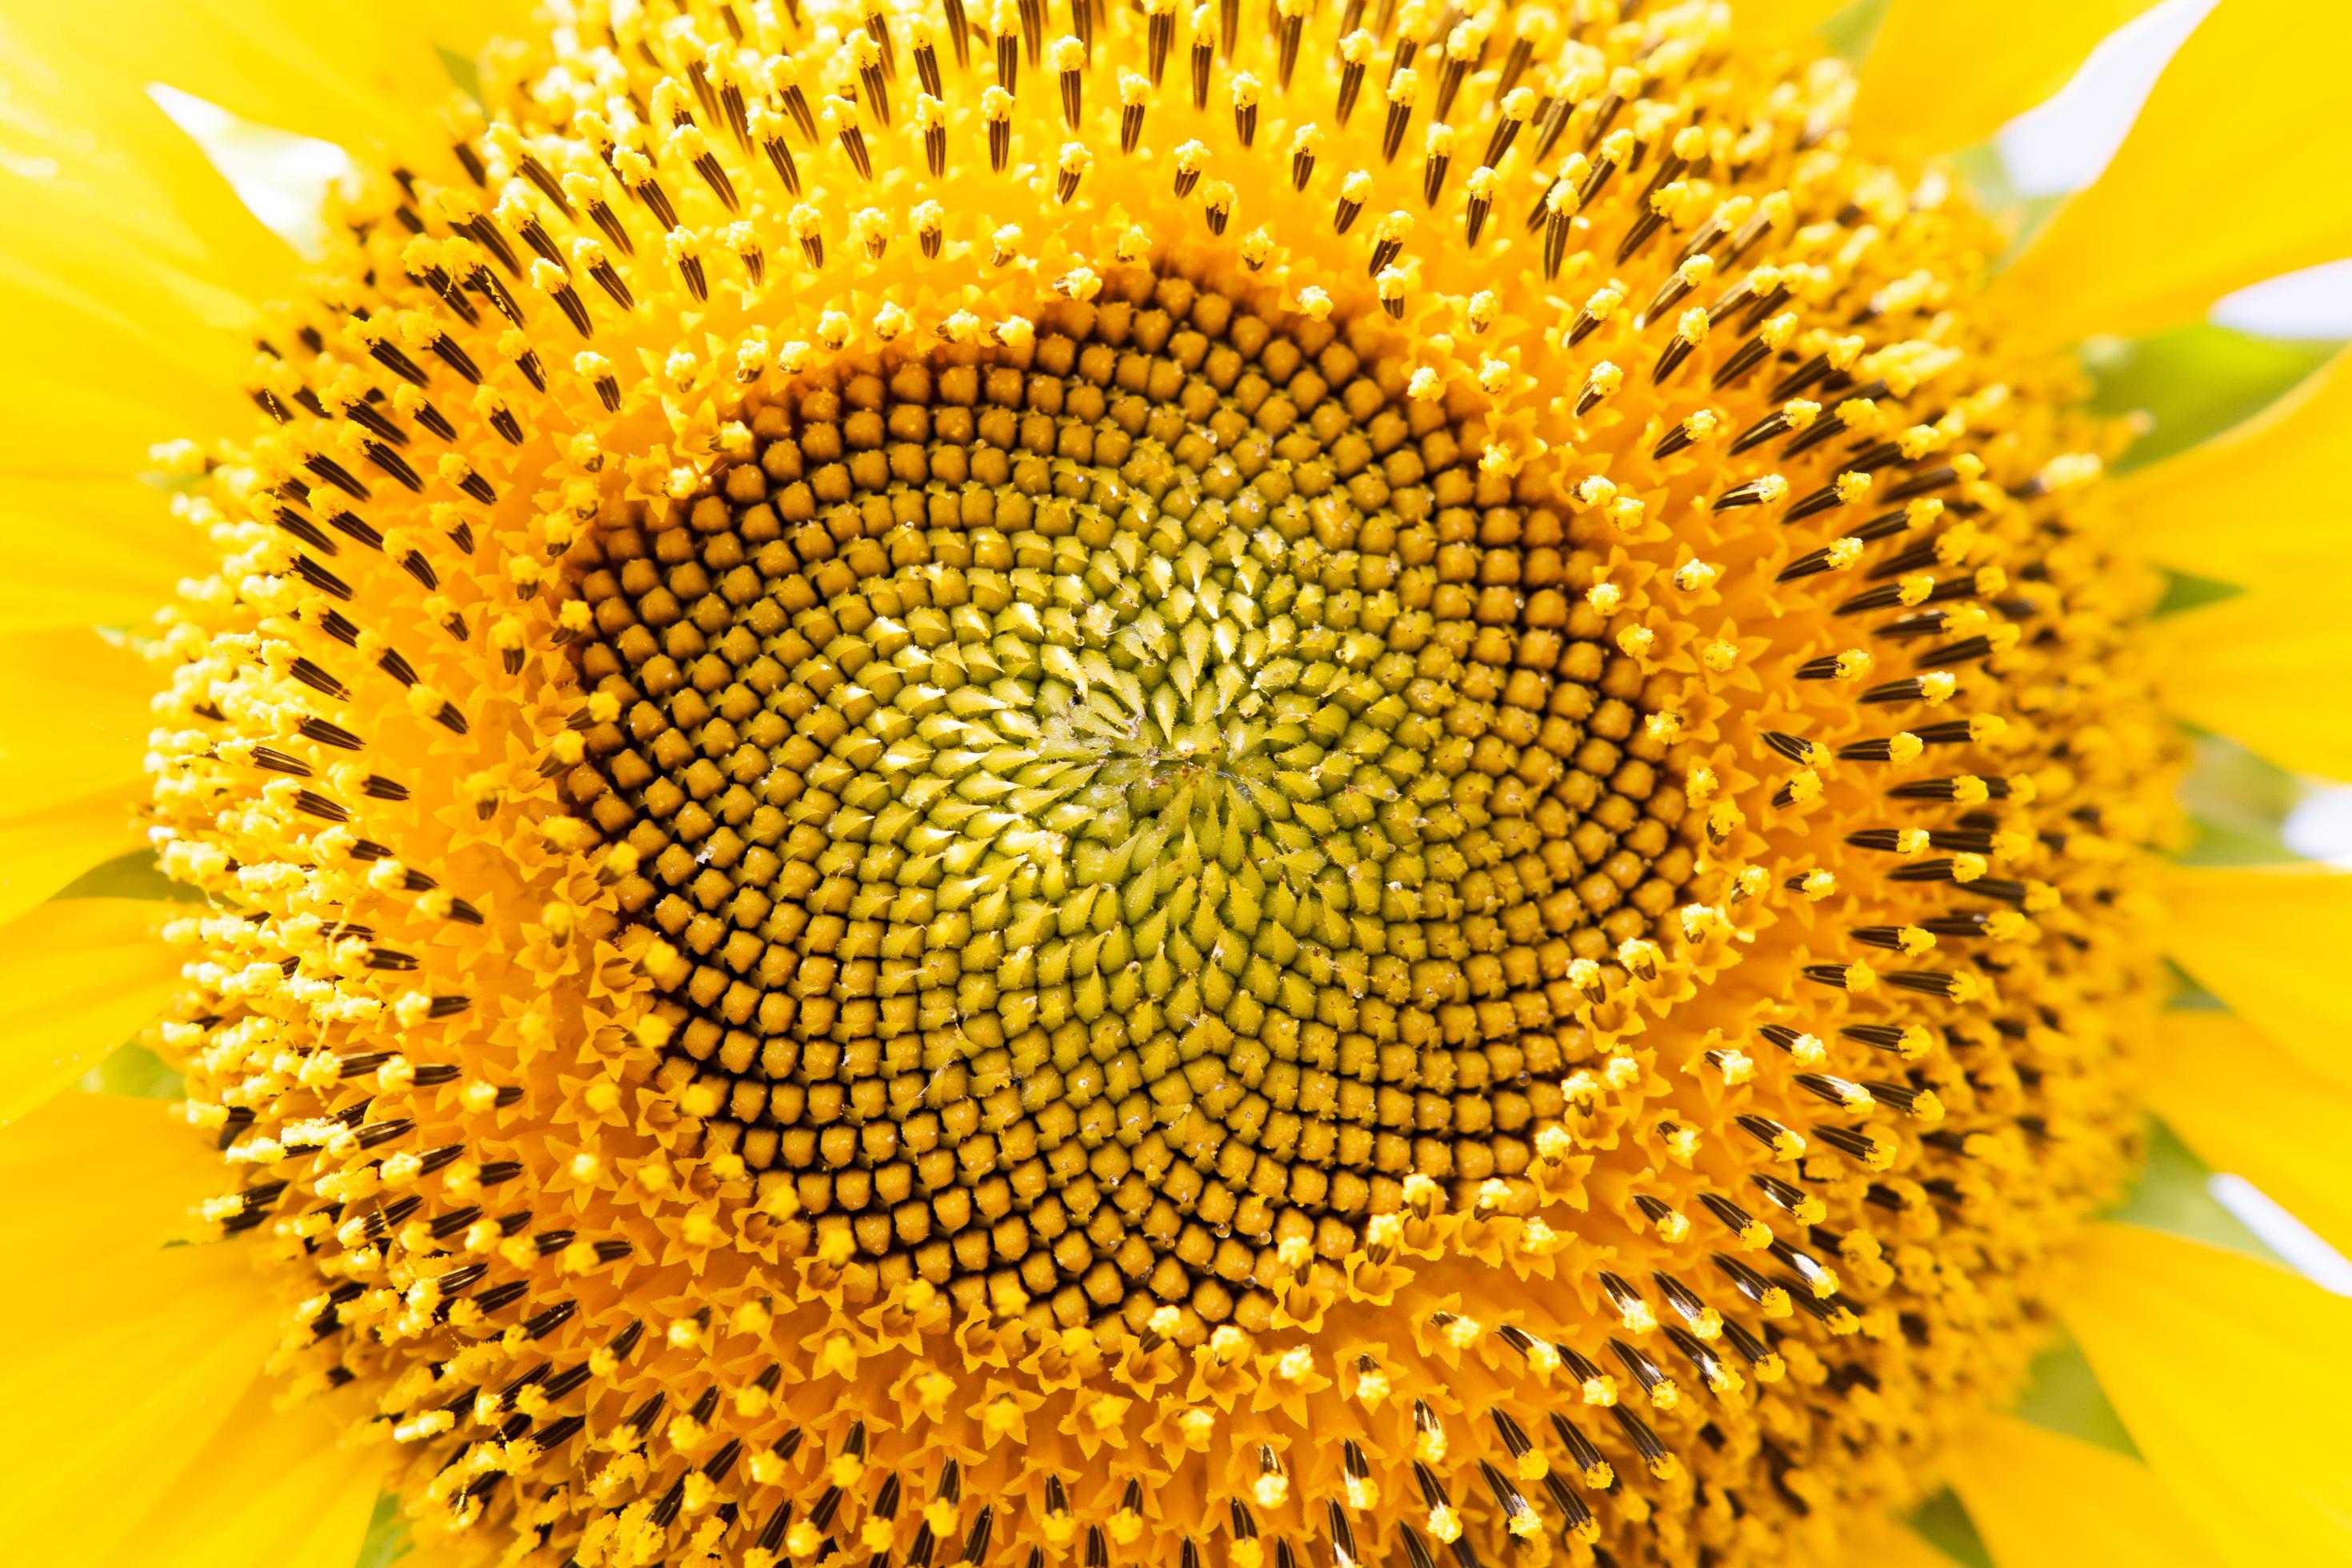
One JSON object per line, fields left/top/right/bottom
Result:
{"left": 140, "top": 1, "right": 2177, "bottom": 1566}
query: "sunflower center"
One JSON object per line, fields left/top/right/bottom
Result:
{"left": 565, "top": 274, "right": 1687, "bottom": 1326}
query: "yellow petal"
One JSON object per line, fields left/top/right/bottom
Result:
{"left": 1853, "top": 1, "right": 2157, "bottom": 153}
{"left": 0, "top": 627, "right": 152, "bottom": 802}
{"left": 393, "top": 1544, "right": 473, "bottom": 1568}
{"left": 0, "top": 20, "right": 294, "bottom": 290}
{"left": 2149, "top": 1009, "right": 2352, "bottom": 1260}
{"left": 1844, "top": 1516, "right": 1963, "bottom": 1568}
{"left": 1735, "top": 0, "right": 1854, "bottom": 40}
{"left": 3, "top": 1, "right": 522, "bottom": 158}
{"left": 0, "top": 899, "right": 178, "bottom": 1124}
{"left": 0, "top": 629, "right": 155, "bottom": 921}
{"left": 2062, "top": 1224, "right": 2352, "bottom": 1568}
{"left": 0, "top": 20, "right": 301, "bottom": 488}
{"left": 0, "top": 359, "right": 245, "bottom": 484}
{"left": 0, "top": 1094, "right": 278, "bottom": 1565}
{"left": 1947, "top": 1415, "right": 2222, "bottom": 1568}
{"left": 0, "top": 479, "right": 206, "bottom": 631}
{"left": 390, "top": 0, "right": 538, "bottom": 58}
{"left": 2151, "top": 594, "right": 2352, "bottom": 782}
{"left": 2115, "top": 349, "right": 2350, "bottom": 592}
{"left": 0, "top": 1090, "right": 221, "bottom": 1261}
{"left": 0, "top": 786, "right": 151, "bottom": 930}
{"left": 96, "top": 1377, "right": 382, "bottom": 1568}
{"left": 1993, "top": 0, "right": 2352, "bottom": 341}
{"left": 2163, "top": 865, "right": 2352, "bottom": 1091}
{"left": 0, "top": 180, "right": 268, "bottom": 479}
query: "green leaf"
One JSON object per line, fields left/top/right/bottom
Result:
{"left": 437, "top": 45, "right": 486, "bottom": 107}
{"left": 58, "top": 851, "right": 202, "bottom": 1103}
{"left": 2151, "top": 570, "right": 2242, "bottom": 618}
{"left": 2011, "top": 1331, "right": 2138, "bottom": 1458}
{"left": 1907, "top": 1489, "right": 1990, "bottom": 1568}
{"left": 2083, "top": 325, "right": 2341, "bottom": 474}
{"left": 1818, "top": 0, "right": 1889, "bottom": 62}
{"left": 355, "top": 1492, "right": 414, "bottom": 1568}
{"left": 54, "top": 847, "right": 200, "bottom": 902}
{"left": 2174, "top": 730, "right": 2306, "bottom": 866}
{"left": 78, "top": 1042, "right": 182, "bottom": 1099}
{"left": 2162, "top": 962, "right": 2224, "bottom": 1011}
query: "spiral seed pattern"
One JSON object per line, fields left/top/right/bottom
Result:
{"left": 567, "top": 278, "right": 1692, "bottom": 1330}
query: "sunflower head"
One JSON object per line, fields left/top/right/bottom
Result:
{"left": 134, "top": 1, "right": 2180, "bottom": 1565}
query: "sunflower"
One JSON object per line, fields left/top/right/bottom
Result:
{"left": 4, "top": 0, "right": 2350, "bottom": 1564}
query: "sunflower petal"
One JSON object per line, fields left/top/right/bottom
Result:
{"left": 0, "top": 16, "right": 295, "bottom": 286}
{"left": 2163, "top": 865, "right": 2352, "bottom": 1088}
{"left": 2062, "top": 1225, "right": 2352, "bottom": 1568}
{"left": 0, "top": 1089, "right": 220, "bottom": 1259}
{"left": 1993, "top": 0, "right": 2352, "bottom": 341}
{"left": 2116, "top": 349, "right": 2350, "bottom": 590}
{"left": 0, "top": 362, "right": 243, "bottom": 486}
{"left": 0, "top": 480, "right": 208, "bottom": 632}
{"left": 0, "top": 259, "right": 258, "bottom": 480}
{"left": 2, "top": 1, "right": 520, "bottom": 158}
{"left": 0, "top": 628, "right": 153, "bottom": 794}
{"left": 0, "top": 787, "right": 152, "bottom": 930}
{"left": 2149, "top": 1010, "right": 2352, "bottom": 1259}
{"left": 0, "top": 1094, "right": 276, "bottom": 1564}
{"left": 2150, "top": 596, "right": 2352, "bottom": 782}
{"left": 0, "top": 25, "right": 297, "bottom": 474}
{"left": 1846, "top": 1515, "right": 1965, "bottom": 1568}
{"left": 1738, "top": 0, "right": 1855, "bottom": 39}
{"left": 94, "top": 1377, "right": 381, "bottom": 1568}
{"left": 1946, "top": 1415, "right": 2222, "bottom": 1567}
{"left": 0, "top": 899, "right": 178, "bottom": 1124}
{"left": 1852, "top": 1, "right": 2157, "bottom": 153}
{"left": 0, "top": 630, "right": 156, "bottom": 921}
